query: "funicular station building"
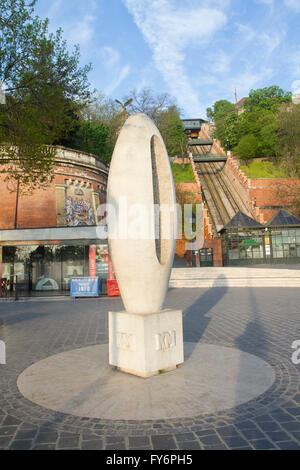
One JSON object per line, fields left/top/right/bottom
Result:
{"left": 220, "top": 210, "right": 300, "bottom": 266}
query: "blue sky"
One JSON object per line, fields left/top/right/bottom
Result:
{"left": 34, "top": 0, "right": 300, "bottom": 119}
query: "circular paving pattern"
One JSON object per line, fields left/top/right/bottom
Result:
{"left": 17, "top": 342, "right": 275, "bottom": 420}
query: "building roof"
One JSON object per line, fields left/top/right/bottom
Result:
{"left": 220, "top": 211, "right": 263, "bottom": 232}
{"left": 266, "top": 209, "right": 300, "bottom": 227}
{"left": 236, "top": 97, "right": 246, "bottom": 108}
{"left": 181, "top": 119, "right": 207, "bottom": 130}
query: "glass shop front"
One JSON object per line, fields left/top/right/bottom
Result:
{"left": 1, "top": 242, "right": 110, "bottom": 297}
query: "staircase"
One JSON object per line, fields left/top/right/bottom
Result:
{"left": 169, "top": 267, "right": 300, "bottom": 288}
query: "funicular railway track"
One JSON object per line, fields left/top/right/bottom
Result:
{"left": 189, "top": 143, "right": 249, "bottom": 234}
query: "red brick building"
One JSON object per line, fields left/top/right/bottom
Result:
{"left": 0, "top": 146, "right": 110, "bottom": 297}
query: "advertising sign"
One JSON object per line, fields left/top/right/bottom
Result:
{"left": 107, "top": 279, "right": 120, "bottom": 297}
{"left": 70, "top": 277, "right": 100, "bottom": 297}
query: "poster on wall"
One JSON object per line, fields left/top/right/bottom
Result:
{"left": 89, "top": 245, "right": 109, "bottom": 278}
{"left": 66, "top": 185, "right": 96, "bottom": 226}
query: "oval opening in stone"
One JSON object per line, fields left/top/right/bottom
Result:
{"left": 151, "top": 135, "right": 174, "bottom": 266}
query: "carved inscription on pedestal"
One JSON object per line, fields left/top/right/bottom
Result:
{"left": 155, "top": 330, "right": 176, "bottom": 352}
{"left": 116, "top": 332, "right": 135, "bottom": 351}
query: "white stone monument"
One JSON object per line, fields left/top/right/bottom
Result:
{"left": 107, "top": 113, "right": 184, "bottom": 378}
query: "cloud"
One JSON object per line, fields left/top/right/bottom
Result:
{"left": 104, "top": 65, "right": 131, "bottom": 96}
{"left": 284, "top": 0, "right": 300, "bottom": 12}
{"left": 41, "top": 0, "right": 98, "bottom": 45}
{"left": 69, "top": 14, "right": 97, "bottom": 44}
{"left": 122, "top": 0, "right": 227, "bottom": 116}
{"left": 291, "top": 80, "right": 300, "bottom": 94}
{"left": 99, "top": 46, "right": 131, "bottom": 96}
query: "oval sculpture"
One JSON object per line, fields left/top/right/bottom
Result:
{"left": 107, "top": 113, "right": 177, "bottom": 314}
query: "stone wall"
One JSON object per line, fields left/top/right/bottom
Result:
{"left": 223, "top": 155, "right": 300, "bottom": 223}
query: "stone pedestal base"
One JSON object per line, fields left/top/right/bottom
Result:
{"left": 108, "top": 309, "right": 184, "bottom": 378}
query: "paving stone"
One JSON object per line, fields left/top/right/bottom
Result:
{"left": 265, "top": 430, "right": 292, "bottom": 442}
{"left": 35, "top": 431, "right": 59, "bottom": 444}
{"left": 280, "top": 421, "right": 300, "bottom": 432}
{"left": 81, "top": 439, "right": 104, "bottom": 450}
{"left": 105, "top": 436, "right": 126, "bottom": 444}
{"left": 276, "top": 441, "right": 300, "bottom": 450}
{"left": 128, "top": 436, "right": 151, "bottom": 447}
{"left": 2, "top": 416, "right": 21, "bottom": 426}
{"left": 217, "top": 425, "right": 239, "bottom": 437}
{"left": 250, "top": 439, "right": 277, "bottom": 450}
{"left": 177, "top": 440, "right": 202, "bottom": 450}
{"left": 0, "top": 426, "right": 18, "bottom": 436}
{"left": 241, "top": 429, "right": 267, "bottom": 440}
{"left": 256, "top": 420, "right": 281, "bottom": 432}
{"left": 220, "top": 436, "right": 249, "bottom": 448}
{"left": 194, "top": 429, "right": 218, "bottom": 437}
{"left": 57, "top": 436, "right": 80, "bottom": 449}
{"left": 0, "top": 436, "right": 13, "bottom": 448}
{"left": 15, "top": 429, "right": 38, "bottom": 440}
{"left": 9, "top": 439, "right": 33, "bottom": 450}
{"left": 175, "top": 432, "right": 197, "bottom": 442}
{"left": 199, "top": 435, "right": 224, "bottom": 446}
{"left": 0, "top": 289, "right": 299, "bottom": 451}
{"left": 151, "top": 435, "right": 178, "bottom": 450}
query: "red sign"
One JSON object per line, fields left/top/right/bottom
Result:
{"left": 108, "top": 258, "right": 116, "bottom": 280}
{"left": 89, "top": 245, "right": 96, "bottom": 277}
{"left": 107, "top": 279, "right": 120, "bottom": 296}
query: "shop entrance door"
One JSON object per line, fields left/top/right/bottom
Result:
{"left": 199, "top": 248, "right": 213, "bottom": 267}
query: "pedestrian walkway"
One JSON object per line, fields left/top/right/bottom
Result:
{"left": 0, "top": 287, "right": 299, "bottom": 450}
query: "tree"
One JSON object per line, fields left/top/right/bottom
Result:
{"left": 79, "top": 91, "right": 129, "bottom": 161}
{"left": 244, "top": 86, "right": 292, "bottom": 113}
{"left": 237, "top": 109, "right": 278, "bottom": 158}
{"left": 222, "top": 112, "right": 239, "bottom": 151}
{"left": 122, "top": 87, "right": 176, "bottom": 124}
{"left": 81, "top": 88, "right": 186, "bottom": 164}
{"left": 234, "top": 134, "right": 259, "bottom": 161}
{"left": 70, "top": 120, "right": 111, "bottom": 164}
{"left": 0, "top": 0, "right": 92, "bottom": 190}
{"left": 156, "top": 105, "right": 187, "bottom": 157}
{"left": 275, "top": 103, "right": 300, "bottom": 177}
{"left": 207, "top": 100, "right": 236, "bottom": 147}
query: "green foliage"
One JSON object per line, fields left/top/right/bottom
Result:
{"left": 71, "top": 121, "right": 111, "bottom": 164}
{"left": 275, "top": 103, "right": 300, "bottom": 177}
{"left": 237, "top": 109, "right": 278, "bottom": 157}
{"left": 234, "top": 134, "right": 259, "bottom": 160}
{"left": 223, "top": 112, "right": 239, "bottom": 150}
{"left": 171, "top": 163, "right": 195, "bottom": 182}
{"left": 157, "top": 106, "right": 187, "bottom": 157}
{"left": 240, "top": 160, "right": 289, "bottom": 178}
{"left": 208, "top": 86, "right": 292, "bottom": 160}
{"left": 0, "top": 0, "right": 92, "bottom": 190}
{"left": 81, "top": 88, "right": 186, "bottom": 164}
{"left": 207, "top": 100, "right": 236, "bottom": 147}
{"left": 244, "top": 86, "right": 292, "bottom": 112}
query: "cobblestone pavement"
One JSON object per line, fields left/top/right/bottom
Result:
{"left": 0, "top": 287, "right": 299, "bottom": 450}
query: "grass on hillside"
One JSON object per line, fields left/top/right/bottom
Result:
{"left": 171, "top": 162, "right": 195, "bottom": 182}
{"left": 240, "top": 160, "right": 289, "bottom": 178}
